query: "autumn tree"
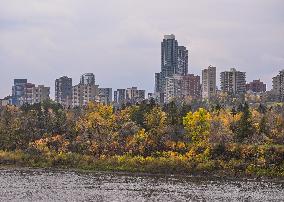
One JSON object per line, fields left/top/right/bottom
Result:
{"left": 183, "top": 108, "right": 211, "bottom": 144}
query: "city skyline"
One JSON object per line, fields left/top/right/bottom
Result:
{"left": 1, "top": 0, "right": 284, "bottom": 98}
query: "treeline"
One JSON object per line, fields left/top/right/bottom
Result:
{"left": 0, "top": 100, "right": 284, "bottom": 176}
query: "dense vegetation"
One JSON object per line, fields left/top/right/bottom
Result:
{"left": 0, "top": 100, "right": 284, "bottom": 177}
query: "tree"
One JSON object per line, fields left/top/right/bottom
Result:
{"left": 183, "top": 108, "right": 211, "bottom": 144}
{"left": 234, "top": 103, "right": 254, "bottom": 143}
{"left": 144, "top": 106, "right": 167, "bottom": 151}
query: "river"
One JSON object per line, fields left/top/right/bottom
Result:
{"left": 0, "top": 168, "right": 283, "bottom": 201}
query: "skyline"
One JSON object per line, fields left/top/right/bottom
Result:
{"left": 1, "top": 0, "right": 284, "bottom": 98}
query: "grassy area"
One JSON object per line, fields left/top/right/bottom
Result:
{"left": 1, "top": 150, "right": 284, "bottom": 177}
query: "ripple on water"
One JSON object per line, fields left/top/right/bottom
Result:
{"left": 0, "top": 168, "right": 283, "bottom": 201}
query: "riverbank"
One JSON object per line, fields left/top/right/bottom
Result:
{"left": 1, "top": 150, "right": 284, "bottom": 178}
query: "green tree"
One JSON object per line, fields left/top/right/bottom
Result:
{"left": 234, "top": 103, "right": 254, "bottom": 142}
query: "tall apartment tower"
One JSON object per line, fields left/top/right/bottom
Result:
{"left": 177, "top": 46, "right": 188, "bottom": 76}
{"left": 114, "top": 89, "right": 126, "bottom": 105}
{"left": 99, "top": 88, "right": 112, "bottom": 105}
{"left": 22, "top": 83, "right": 36, "bottom": 105}
{"left": 11, "top": 79, "right": 28, "bottom": 106}
{"left": 164, "top": 74, "right": 200, "bottom": 103}
{"left": 202, "top": 66, "right": 216, "bottom": 100}
{"left": 72, "top": 73, "right": 99, "bottom": 107}
{"left": 31, "top": 85, "right": 50, "bottom": 104}
{"left": 272, "top": 70, "right": 284, "bottom": 101}
{"left": 126, "top": 87, "right": 145, "bottom": 104}
{"left": 55, "top": 76, "right": 72, "bottom": 107}
{"left": 155, "top": 34, "right": 188, "bottom": 103}
{"left": 220, "top": 68, "right": 246, "bottom": 95}
{"left": 80, "top": 73, "right": 95, "bottom": 85}
{"left": 246, "top": 79, "right": 266, "bottom": 93}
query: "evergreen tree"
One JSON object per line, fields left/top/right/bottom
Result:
{"left": 235, "top": 103, "right": 254, "bottom": 142}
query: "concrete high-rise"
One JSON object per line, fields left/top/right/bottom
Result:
{"left": 55, "top": 76, "right": 72, "bottom": 107}
{"left": 72, "top": 73, "right": 99, "bottom": 107}
{"left": 246, "top": 79, "right": 266, "bottom": 93}
{"left": 272, "top": 70, "right": 284, "bottom": 101}
{"left": 155, "top": 34, "right": 189, "bottom": 103}
{"left": 202, "top": 66, "right": 216, "bottom": 100}
{"left": 31, "top": 85, "right": 50, "bottom": 104}
{"left": 11, "top": 79, "right": 27, "bottom": 106}
{"left": 99, "top": 88, "right": 112, "bottom": 105}
{"left": 165, "top": 74, "right": 200, "bottom": 103}
{"left": 220, "top": 68, "right": 246, "bottom": 95}
{"left": 177, "top": 46, "right": 188, "bottom": 75}
{"left": 126, "top": 87, "right": 145, "bottom": 104}
{"left": 114, "top": 89, "right": 126, "bottom": 105}
{"left": 80, "top": 73, "right": 95, "bottom": 85}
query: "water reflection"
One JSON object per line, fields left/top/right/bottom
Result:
{"left": 0, "top": 168, "right": 283, "bottom": 201}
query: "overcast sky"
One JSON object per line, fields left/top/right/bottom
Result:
{"left": 0, "top": 0, "right": 284, "bottom": 98}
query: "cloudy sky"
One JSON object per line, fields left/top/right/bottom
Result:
{"left": 0, "top": 0, "right": 283, "bottom": 98}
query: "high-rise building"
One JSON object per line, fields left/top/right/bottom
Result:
{"left": 114, "top": 89, "right": 126, "bottom": 105}
{"left": 80, "top": 73, "right": 95, "bottom": 85}
{"left": 126, "top": 87, "right": 145, "bottom": 104}
{"left": 164, "top": 74, "right": 200, "bottom": 103}
{"left": 220, "top": 68, "right": 246, "bottom": 95}
{"left": 11, "top": 79, "right": 27, "bottom": 106}
{"left": 155, "top": 34, "right": 189, "bottom": 103}
{"left": 31, "top": 85, "right": 50, "bottom": 104}
{"left": 72, "top": 73, "right": 99, "bottom": 107}
{"left": 177, "top": 46, "right": 188, "bottom": 76}
{"left": 272, "top": 70, "right": 284, "bottom": 101}
{"left": 22, "top": 83, "right": 35, "bottom": 105}
{"left": 55, "top": 76, "right": 72, "bottom": 107}
{"left": 98, "top": 88, "right": 112, "bottom": 105}
{"left": 246, "top": 79, "right": 266, "bottom": 93}
{"left": 72, "top": 83, "right": 99, "bottom": 107}
{"left": 202, "top": 66, "right": 216, "bottom": 100}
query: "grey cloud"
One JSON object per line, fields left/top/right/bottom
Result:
{"left": 0, "top": 0, "right": 283, "bottom": 98}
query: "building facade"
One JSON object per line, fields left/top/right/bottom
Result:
{"left": 165, "top": 74, "right": 200, "bottom": 103}
{"left": 80, "top": 73, "right": 95, "bottom": 85}
{"left": 126, "top": 87, "right": 145, "bottom": 104}
{"left": 220, "top": 68, "right": 246, "bottom": 95}
{"left": 31, "top": 85, "right": 50, "bottom": 104}
{"left": 55, "top": 76, "right": 72, "bottom": 107}
{"left": 11, "top": 79, "right": 28, "bottom": 106}
{"left": 272, "top": 70, "right": 284, "bottom": 101}
{"left": 21, "top": 83, "right": 35, "bottom": 104}
{"left": 98, "top": 88, "right": 112, "bottom": 105}
{"left": 72, "top": 83, "right": 99, "bottom": 107}
{"left": 246, "top": 79, "right": 266, "bottom": 93}
{"left": 202, "top": 66, "right": 216, "bottom": 100}
{"left": 114, "top": 89, "right": 126, "bottom": 105}
{"left": 177, "top": 46, "right": 188, "bottom": 76}
{"left": 155, "top": 34, "right": 189, "bottom": 103}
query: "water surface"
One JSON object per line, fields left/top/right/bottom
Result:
{"left": 0, "top": 168, "right": 283, "bottom": 201}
